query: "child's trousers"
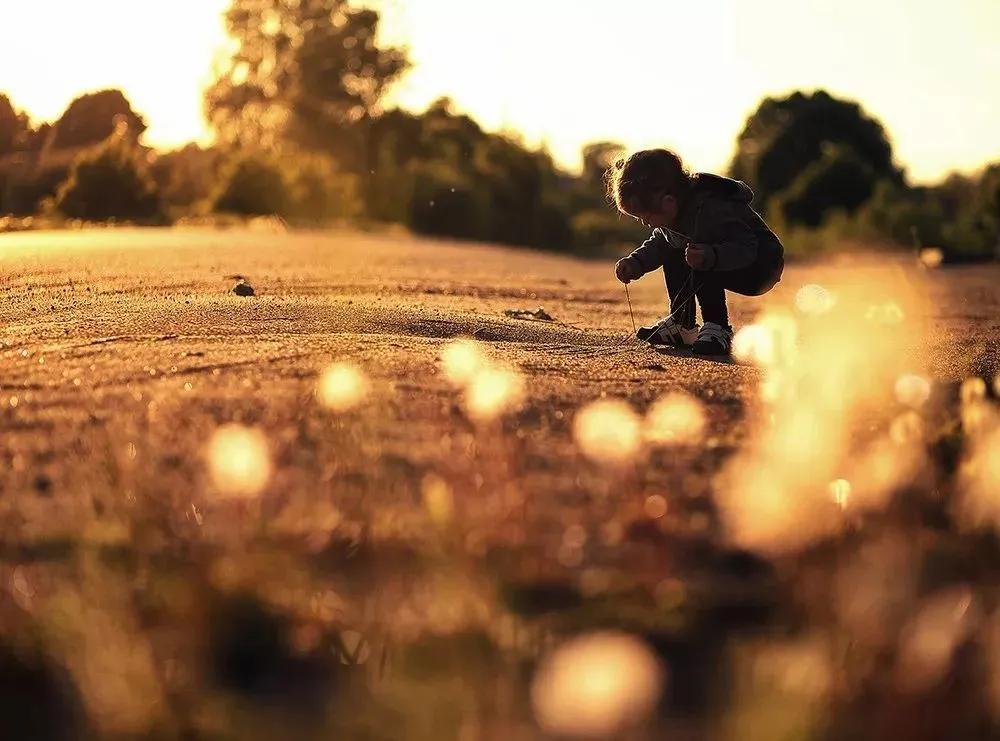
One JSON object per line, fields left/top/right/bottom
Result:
{"left": 662, "top": 246, "right": 783, "bottom": 328}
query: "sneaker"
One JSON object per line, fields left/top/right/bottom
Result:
{"left": 636, "top": 316, "right": 699, "bottom": 348}
{"left": 691, "top": 322, "right": 734, "bottom": 355}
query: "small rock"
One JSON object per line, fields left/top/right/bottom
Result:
{"left": 233, "top": 281, "right": 255, "bottom": 297}
{"left": 34, "top": 475, "right": 52, "bottom": 496}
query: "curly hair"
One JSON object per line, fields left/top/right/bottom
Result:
{"left": 605, "top": 149, "right": 691, "bottom": 215}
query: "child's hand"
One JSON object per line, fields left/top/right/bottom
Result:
{"left": 685, "top": 243, "right": 711, "bottom": 269}
{"left": 615, "top": 256, "right": 642, "bottom": 283}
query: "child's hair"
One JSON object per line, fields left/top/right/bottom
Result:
{"left": 606, "top": 149, "right": 691, "bottom": 215}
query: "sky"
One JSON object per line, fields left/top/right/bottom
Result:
{"left": 1, "top": 0, "right": 998, "bottom": 182}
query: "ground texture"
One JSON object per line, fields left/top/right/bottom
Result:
{"left": 1, "top": 227, "right": 998, "bottom": 740}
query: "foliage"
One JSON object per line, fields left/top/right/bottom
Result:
{"left": 205, "top": 0, "right": 408, "bottom": 161}
{"left": 150, "top": 144, "right": 222, "bottom": 212}
{"left": 47, "top": 89, "right": 146, "bottom": 151}
{"left": 286, "top": 153, "right": 360, "bottom": 222}
{"left": 731, "top": 90, "right": 899, "bottom": 223}
{"left": 776, "top": 143, "right": 879, "bottom": 227}
{"left": 53, "top": 130, "right": 164, "bottom": 222}
{"left": 0, "top": 94, "right": 30, "bottom": 155}
{"left": 212, "top": 153, "right": 291, "bottom": 217}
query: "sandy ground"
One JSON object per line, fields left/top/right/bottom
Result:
{"left": 0, "top": 227, "right": 998, "bottom": 738}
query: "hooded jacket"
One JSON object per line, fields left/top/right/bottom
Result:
{"left": 626, "top": 173, "right": 784, "bottom": 274}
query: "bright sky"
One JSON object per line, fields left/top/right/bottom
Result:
{"left": 1, "top": 0, "right": 998, "bottom": 182}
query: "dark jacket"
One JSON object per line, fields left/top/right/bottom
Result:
{"left": 627, "top": 173, "right": 784, "bottom": 273}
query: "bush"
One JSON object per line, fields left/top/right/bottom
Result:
{"left": 151, "top": 145, "right": 221, "bottom": 213}
{"left": 286, "top": 154, "right": 361, "bottom": 223}
{"left": 53, "top": 134, "right": 164, "bottom": 222}
{"left": 776, "top": 145, "right": 878, "bottom": 228}
{"left": 213, "top": 155, "right": 291, "bottom": 217}
{"left": 408, "top": 162, "right": 488, "bottom": 240}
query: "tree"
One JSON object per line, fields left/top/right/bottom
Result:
{"left": 777, "top": 144, "right": 879, "bottom": 227}
{"left": 730, "top": 90, "right": 899, "bottom": 224}
{"left": 47, "top": 89, "right": 146, "bottom": 150}
{"left": 212, "top": 154, "right": 291, "bottom": 216}
{"left": 0, "top": 94, "right": 30, "bottom": 155}
{"left": 205, "top": 0, "right": 408, "bottom": 161}
{"left": 581, "top": 141, "right": 625, "bottom": 195}
{"left": 54, "top": 127, "right": 163, "bottom": 222}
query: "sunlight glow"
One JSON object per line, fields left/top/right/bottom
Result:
{"left": 207, "top": 424, "right": 271, "bottom": 498}
{"left": 573, "top": 399, "right": 642, "bottom": 465}
{"left": 532, "top": 631, "right": 665, "bottom": 738}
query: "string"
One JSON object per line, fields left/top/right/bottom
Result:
{"left": 624, "top": 283, "right": 636, "bottom": 334}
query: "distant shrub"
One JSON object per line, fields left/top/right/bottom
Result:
{"left": 151, "top": 144, "right": 221, "bottom": 213}
{"left": 213, "top": 154, "right": 291, "bottom": 217}
{"left": 570, "top": 209, "right": 647, "bottom": 255}
{"left": 286, "top": 154, "right": 360, "bottom": 223}
{"left": 53, "top": 134, "right": 164, "bottom": 222}
{"left": 408, "top": 162, "right": 488, "bottom": 240}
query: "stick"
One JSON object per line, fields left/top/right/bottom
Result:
{"left": 624, "top": 283, "right": 636, "bottom": 334}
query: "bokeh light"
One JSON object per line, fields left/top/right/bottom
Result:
{"left": 440, "top": 339, "right": 486, "bottom": 386}
{"left": 795, "top": 283, "right": 836, "bottom": 315}
{"left": 207, "top": 424, "right": 271, "bottom": 498}
{"left": 644, "top": 392, "right": 706, "bottom": 446}
{"left": 421, "top": 474, "right": 454, "bottom": 525}
{"left": 316, "top": 362, "right": 370, "bottom": 411}
{"left": 464, "top": 367, "right": 524, "bottom": 421}
{"left": 829, "top": 478, "right": 851, "bottom": 509}
{"left": 573, "top": 399, "right": 642, "bottom": 465}
{"left": 895, "top": 586, "right": 978, "bottom": 693}
{"left": 894, "top": 373, "right": 931, "bottom": 408}
{"left": 919, "top": 247, "right": 944, "bottom": 268}
{"left": 531, "top": 631, "right": 665, "bottom": 739}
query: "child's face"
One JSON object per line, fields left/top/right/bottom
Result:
{"left": 628, "top": 194, "right": 678, "bottom": 230}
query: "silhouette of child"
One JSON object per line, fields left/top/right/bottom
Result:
{"left": 609, "top": 149, "right": 784, "bottom": 355}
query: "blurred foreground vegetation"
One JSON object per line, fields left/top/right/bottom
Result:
{"left": 1, "top": 0, "right": 997, "bottom": 261}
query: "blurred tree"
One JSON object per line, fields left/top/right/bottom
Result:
{"left": 213, "top": 153, "right": 291, "bottom": 216}
{"left": 287, "top": 153, "right": 360, "bottom": 222}
{"left": 47, "top": 89, "right": 146, "bottom": 150}
{"left": 0, "top": 94, "right": 31, "bottom": 155}
{"left": 777, "top": 144, "right": 879, "bottom": 227}
{"left": 730, "top": 90, "right": 899, "bottom": 224}
{"left": 53, "top": 126, "right": 163, "bottom": 222}
{"left": 205, "top": 0, "right": 408, "bottom": 163}
{"left": 150, "top": 144, "right": 221, "bottom": 211}
{"left": 581, "top": 140, "right": 625, "bottom": 195}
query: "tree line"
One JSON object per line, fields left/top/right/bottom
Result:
{"left": 1, "top": 0, "right": 997, "bottom": 260}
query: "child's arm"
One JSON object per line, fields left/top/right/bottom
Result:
{"left": 624, "top": 230, "right": 672, "bottom": 274}
{"left": 691, "top": 202, "right": 759, "bottom": 271}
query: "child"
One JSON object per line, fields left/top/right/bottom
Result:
{"left": 609, "top": 149, "right": 784, "bottom": 355}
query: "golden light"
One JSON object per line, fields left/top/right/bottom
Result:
{"left": 316, "top": 362, "right": 370, "bottom": 411}
{"left": 794, "top": 283, "right": 836, "bottom": 315}
{"left": 829, "top": 478, "right": 851, "bottom": 509}
{"left": 207, "top": 424, "right": 271, "bottom": 498}
{"left": 919, "top": 247, "right": 945, "bottom": 268}
{"left": 896, "top": 586, "right": 978, "bottom": 694}
{"left": 894, "top": 373, "right": 931, "bottom": 408}
{"left": 440, "top": 339, "right": 486, "bottom": 386}
{"left": 644, "top": 392, "right": 706, "bottom": 446}
{"left": 865, "top": 302, "right": 905, "bottom": 324}
{"left": 960, "top": 376, "right": 988, "bottom": 404}
{"left": 957, "top": 424, "right": 1000, "bottom": 530}
{"left": 731, "top": 323, "right": 775, "bottom": 366}
{"left": 531, "top": 631, "right": 665, "bottom": 739}
{"left": 644, "top": 495, "right": 668, "bottom": 519}
{"left": 573, "top": 399, "right": 642, "bottom": 465}
{"left": 464, "top": 366, "right": 524, "bottom": 421}
{"left": 717, "top": 266, "right": 927, "bottom": 554}
{"left": 421, "top": 474, "right": 454, "bottom": 525}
